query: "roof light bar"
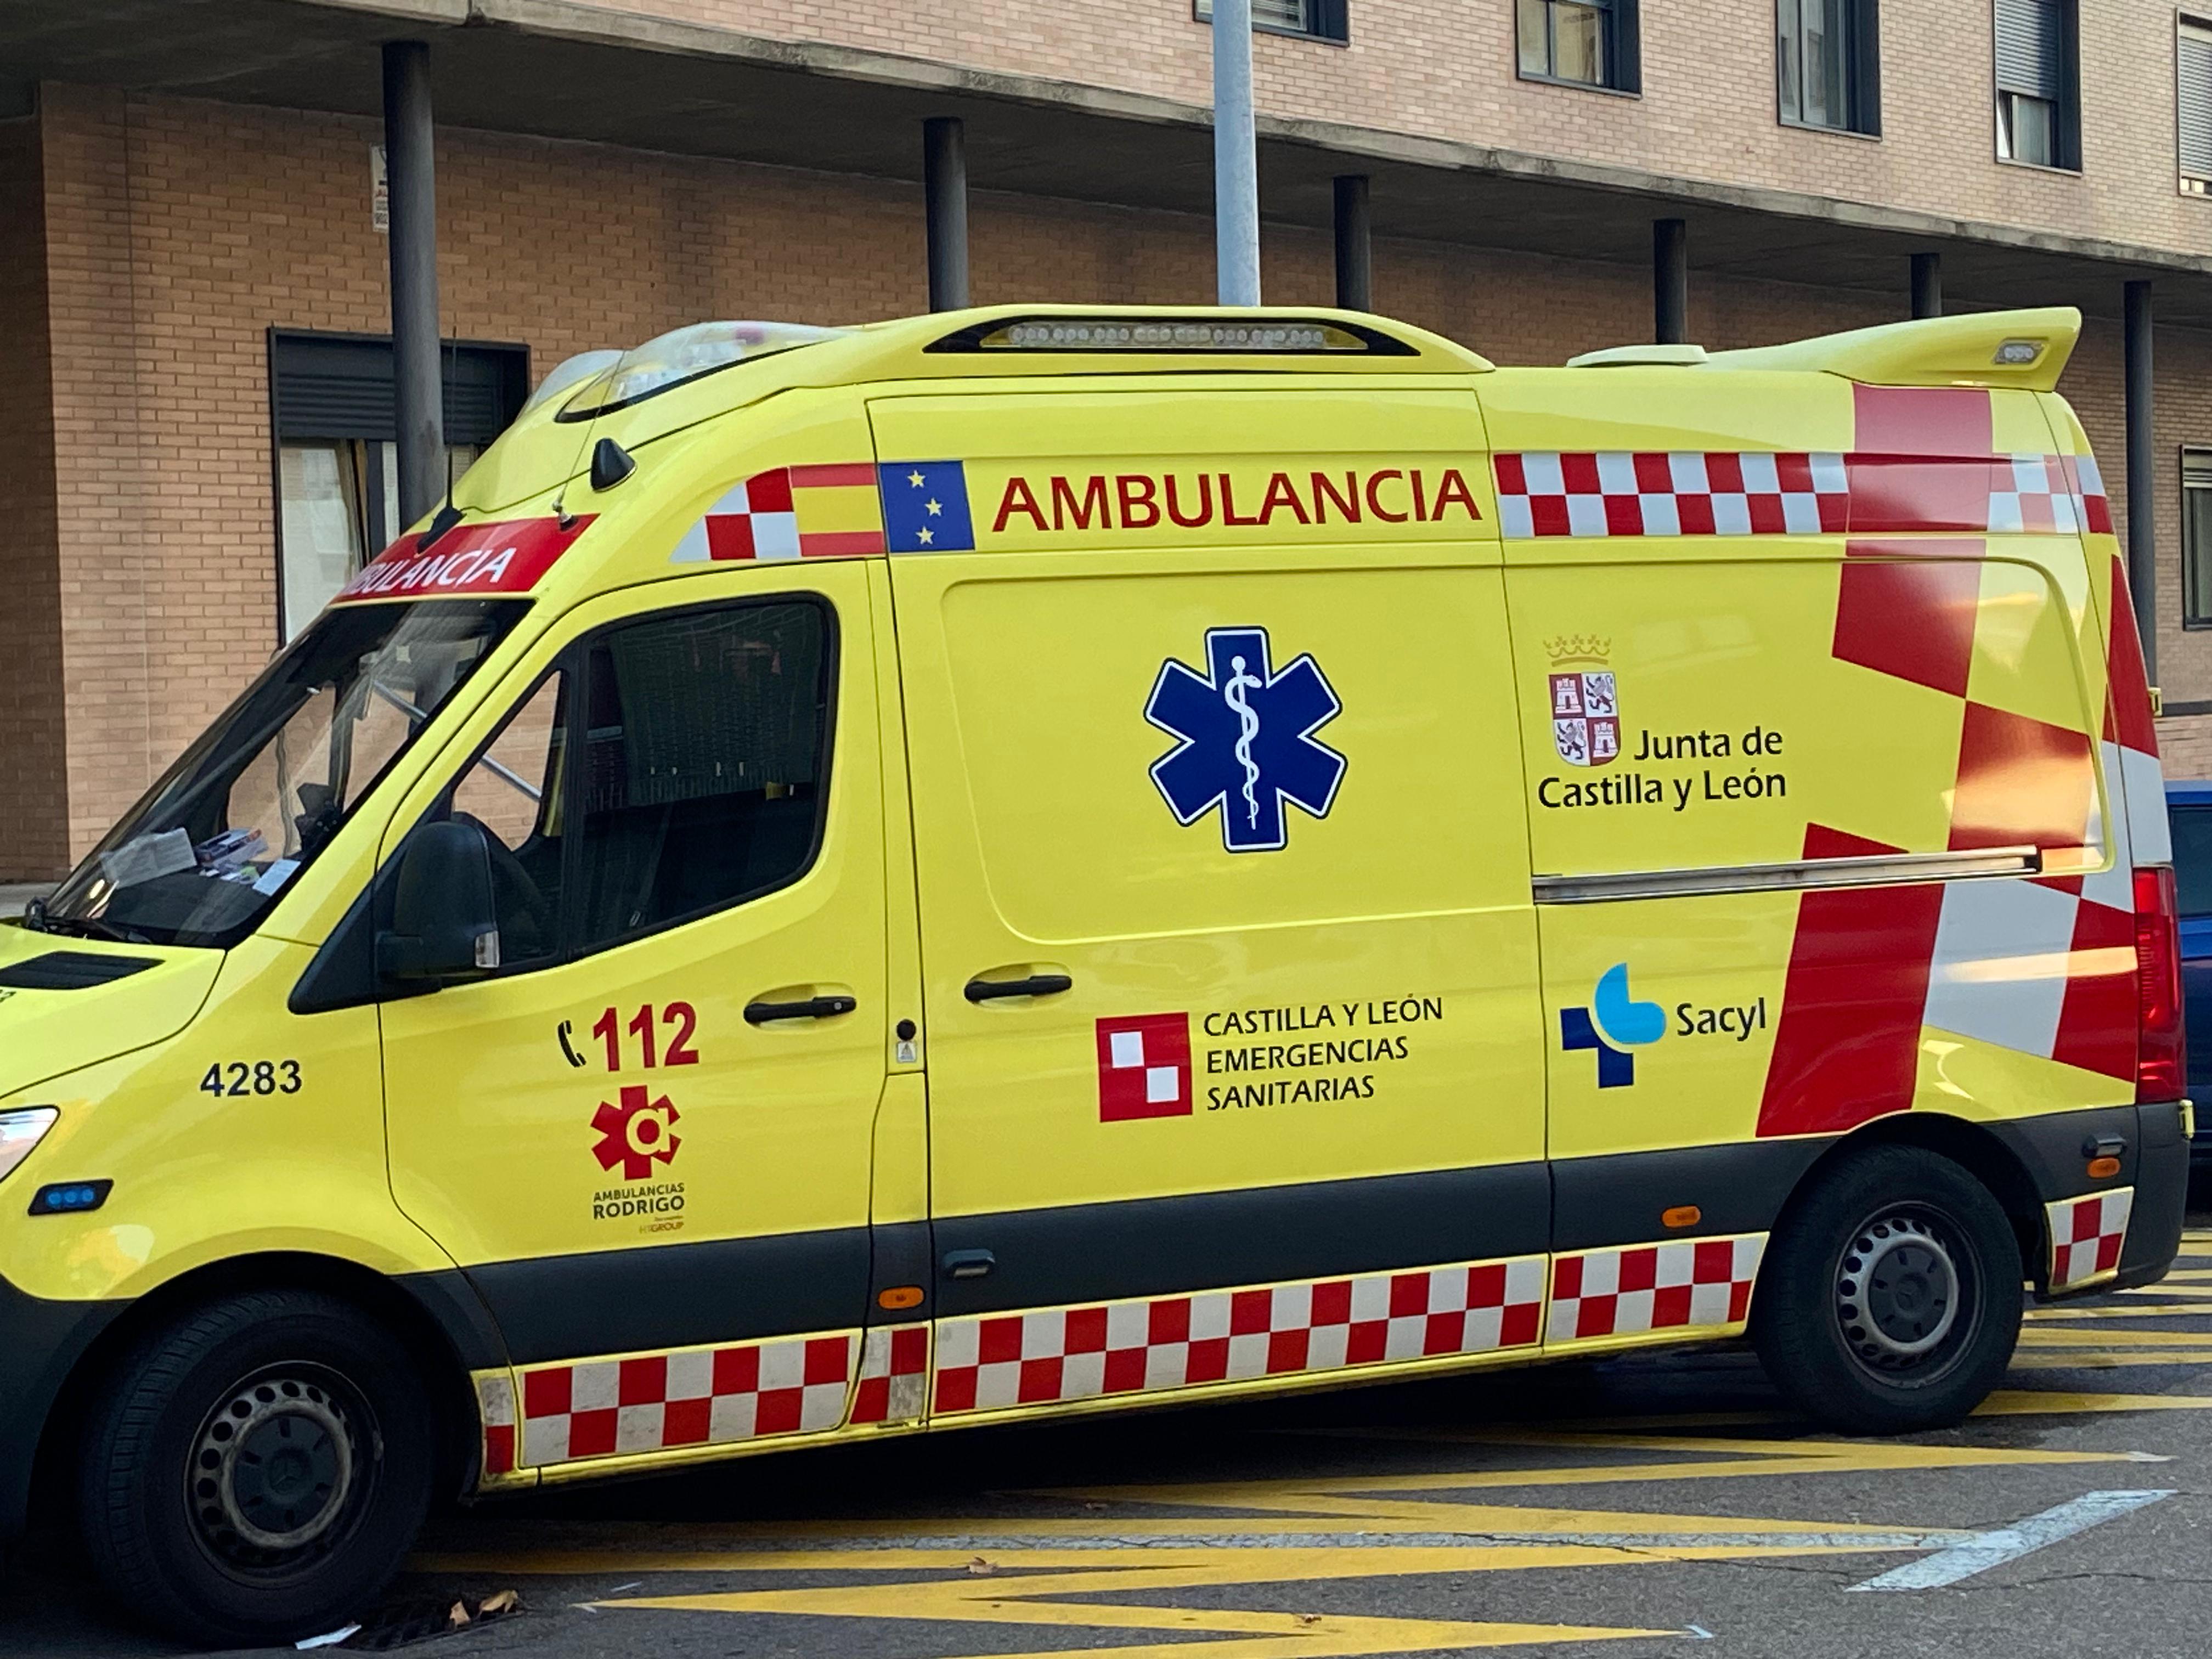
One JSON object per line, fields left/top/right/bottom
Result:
{"left": 927, "top": 315, "right": 1415, "bottom": 356}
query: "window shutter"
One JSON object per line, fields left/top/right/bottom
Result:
{"left": 1994, "top": 0, "right": 2063, "bottom": 98}
{"left": 2182, "top": 22, "right": 2212, "bottom": 178}
{"left": 1193, "top": 0, "right": 1341, "bottom": 39}
{"left": 270, "top": 334, "right": 527, "bottom": 447}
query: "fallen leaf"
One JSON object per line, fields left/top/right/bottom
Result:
{"left": 964, "top": 1556, "right": 995, "bottom": 1576}
{"left": 447, "top": 1600, "right": 471, "bottom": 1628}
{"left": 478, "top": 1590, "right": 521, "bottom": 1616}
{"left": 1296, "top": 1614, "right": 1323, "bottom": 1626}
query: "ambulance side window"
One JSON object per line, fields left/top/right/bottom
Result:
{"left": 442, "top": 667, "right": 571, "bottom": 968}
{"left": 566, "top": 599, "right": 831, "bottom": 950}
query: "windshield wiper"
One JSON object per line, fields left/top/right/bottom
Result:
{"left": 40, "top": 913, "right": 154, "bottom": 946}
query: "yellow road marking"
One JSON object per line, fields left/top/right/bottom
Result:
{"left": 415, "top": 1426, "right": 2167, "bottom": 1658}
{"left": 603, "top": 1571, "right": 1675, "bottom": 1658}
{"left": 426, "top": 1501, "right": 1943, "bottom": 1550}
{"left": 2009, "top": 1350, "right": 2212, "bottom": 1369}
{"left": 2017, "top": 1326, "right": 2212, "bottom": 1346}
{"left": 1975, "top": 1390, "right": 2212, "bottom": 1414}
{"left": 2025, "top": 1304, "right": 2212, "bottom": 1321}
{"left": 2117, "top": 1283, "right": 2212, "bottom": 1297}
{"left": 1217, "top": 1431, "right": 2143, "bottom": 1492}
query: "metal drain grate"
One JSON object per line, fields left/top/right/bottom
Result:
{"left": 334, "top": 1590, "right": 522, "bottom": 1650}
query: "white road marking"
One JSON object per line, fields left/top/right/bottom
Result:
{"left": 1844, "top": 1489, "right": 2174, "bottom": 1592}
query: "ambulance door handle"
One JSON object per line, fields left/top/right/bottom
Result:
{"left": 964, "top": 973, "right": 1073, "bottom": 1003}
{"left": 744, "top": 994, "right": 857, "bottom": 1024}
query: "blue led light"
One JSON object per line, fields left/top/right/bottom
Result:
{"left": 29, "top": 1180, "right": 110, "bottom": 1216}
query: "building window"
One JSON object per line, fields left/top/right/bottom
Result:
{"left": 1192, "top": 0, "right": 1349, "bottom": 44}
{"left": 1994, "top": 0, "right": 2079, "bottom": 170}
{"left": 2182, "top": 18, "right": 2212, "bottom": 192}
{"left": 1778, "top": 0, "right": 1880, "bottom": 134}
{"left": 269, "top": 332, "right": 527, "bottom": 641}
{"left": 2185, "top": 450, "right": 2212, "bottom": 627}
{"left": 1517, "top": 0, "right": 1641, "bottom": 91}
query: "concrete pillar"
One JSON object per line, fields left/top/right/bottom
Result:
{"left": 1910, "top": 252, "right": 1942, "bottom": 320}
{"left": 381, "top": 41, "right": 443, "bottom": 530}
{"left": 1653, "top": 218, "right": 1688, "bottom": 345}
{"left": 923, "top": 117, "right": 969, "bottom": 312}
{"left": 2125, "top": 279, "right": 2158, "bottom": 682}
{"left": 1333, "top": 175, "right": 1371, "bottom": 312}
{"left": 1211, "top": 0, "right": 1261, "bottom": 304}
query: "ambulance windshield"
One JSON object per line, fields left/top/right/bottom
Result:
{"left": 37, "top": 599, "right": 528, "bottom": 950}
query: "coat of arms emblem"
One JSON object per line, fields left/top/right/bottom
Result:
{"left": 1548, "top": 636, "right": 1619, "bottom": 768}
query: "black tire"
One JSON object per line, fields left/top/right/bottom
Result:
{"left": 77, "top": 1289, "right": 436, "bottom": 1648}
{"left": 1752, "top": 1145, "right": 2022, "bottom": 1434}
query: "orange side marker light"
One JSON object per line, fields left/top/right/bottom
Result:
{"left": 1662, "top": 1205, "right": 1702, "bottom": 1229}
{"left": 878, "top": 1285, "right": 924, "bottom": 1311}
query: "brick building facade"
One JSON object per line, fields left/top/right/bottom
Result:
{"left": 5, "top": 0, "right": 2212, "bottom": 877}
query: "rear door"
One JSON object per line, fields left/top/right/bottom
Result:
{"left": 1488, "top": 370, "right": 2135, "bottom": 1342}
{"left": 874, "top": 385, "right": 1549, "bottom": 1421}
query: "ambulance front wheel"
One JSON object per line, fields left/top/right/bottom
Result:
{"left": 1752, "top": 1144, "right": 2022, "bottom": 1434}
{"left": 77, "top": 1289, "right": 437, "bottom": 1649}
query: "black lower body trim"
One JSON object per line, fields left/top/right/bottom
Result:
{"left": 2117, "top": 1101, "right": 2188, "bottom": 1291}
{"left": 1549, "top": 1138, "right": 1833, "bottom": 1251}
{"left": 932, "top": 1163, "right": 1550, "bottom": 1320}
{"left": 462, "top": 1228, "right": 871, "bottom": 1365}
{"left": 0, "top": 1277, "right": 124, "bottom": 1539}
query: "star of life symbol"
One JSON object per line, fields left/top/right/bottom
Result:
{"left": 591, "top": 1083, "right": 681, "bottom": 1181}
{"left": 1547, "top": 635, "right": 1620, "bottom": 769}
{"left": 1146, "top": 627, "right": 1346, "bottom": 853}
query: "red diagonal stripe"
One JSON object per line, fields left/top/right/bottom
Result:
{"left": 1757, "top": 825, "right": 1944, "bottom": 1137}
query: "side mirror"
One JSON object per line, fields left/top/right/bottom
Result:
{"left": 377, "top": 820, "right": 500, "bottom": 985}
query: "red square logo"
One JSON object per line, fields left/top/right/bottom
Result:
{"left": 1096, "top": 1013, "right": 1193, "bottom": 1122}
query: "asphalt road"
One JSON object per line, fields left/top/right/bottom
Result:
{"left": 12, "top": 1221, "right": 2212, "bottom": 1659}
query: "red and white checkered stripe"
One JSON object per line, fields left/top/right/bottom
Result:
{"left": 1496, "top": 452, "right": 1848, "bottom": 539}
{"left": 2062, "top": 452, "right": 2116, "bottom": 536}
{"left": 670, "top": 469, "right": 806, "bottom": 562}
{"left": 933, "top": 1256, "right": 1545, "bottom": 1416}
{"left": 1988, "top": 453, "right": 2102, "bottom": 535}
{"left": 517, "top": 1333, "right": 854, "bottom": 1467}
{"left": 851, "top": 1324, "right": 930, "bottom": 1425}
{"left": 476, "top": 1371, "right": 520, "bottom": 1481}
{"left": 1494, "top": 451, "right": 2108, "bottom": 540}
{"left": 2047, "top": 1188, "right": 2133, "bottom": 1291}
{"left": 1546, "top": 1235, "right": 1764, "bottom": 1341}
{"left": 667, "top": 463, "right": 883, "bottom": 563}
{"left": 1921, "top": 871, "right": 2136, "bottom": 1078}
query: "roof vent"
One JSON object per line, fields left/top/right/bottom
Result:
{"left": 1566, "top": 343, "right": 1711, "bottom": 368}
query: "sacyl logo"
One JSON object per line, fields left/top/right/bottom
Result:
{"left": 1560, "top": 963, "right": 1666, "bottom": 1088}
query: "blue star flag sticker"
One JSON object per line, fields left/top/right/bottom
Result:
{"left": 1146, "top": 627, "right": 1346, "bottom": 853}
{"left": 877, "top": 460, "right": 975, "bottom": 551}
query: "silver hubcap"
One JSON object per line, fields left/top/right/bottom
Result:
{"left": 1837, "top": 1214, "right": 1961, "bottom": 1366}
{"left": 191, "top": 1374, "right": 357, "bottom": 1555}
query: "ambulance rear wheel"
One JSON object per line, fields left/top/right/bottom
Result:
{"left": 78, "top": 1289, "right": 436, "bottom": 1648}
{"left": 1752, "top": 1146, "right": 2021, "bottom": 1434}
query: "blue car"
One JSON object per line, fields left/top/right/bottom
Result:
{"left": 2170, "top": 780, "right": 2212, "bottom": 1170}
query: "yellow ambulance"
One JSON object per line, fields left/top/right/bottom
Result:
{"left": 0, "top": 302, "right": 2186, "bottom": 1645}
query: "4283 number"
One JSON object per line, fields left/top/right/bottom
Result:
{"left": 198, "top": 1060, "right": 303, "bottom": 1098}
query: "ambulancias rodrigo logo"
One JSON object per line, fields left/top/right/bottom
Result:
{"left": 1560, "top": 963, "right": 1666, "bottom": 1088}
